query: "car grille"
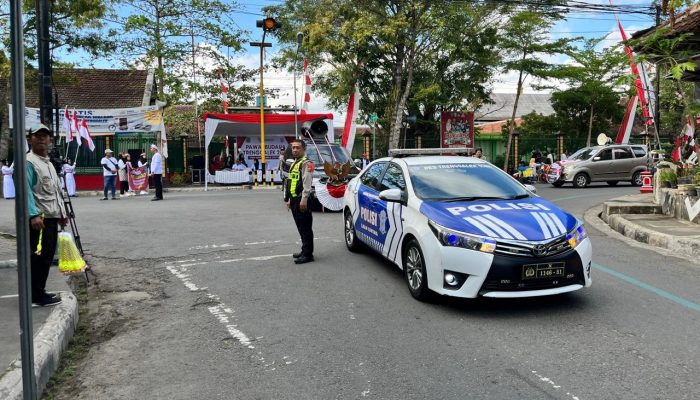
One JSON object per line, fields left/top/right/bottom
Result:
{"left": 494, "top": 236, "right": 572, "bottom": 258}
{"left": 479, "top": 252, "right": 585, "bottom": 293}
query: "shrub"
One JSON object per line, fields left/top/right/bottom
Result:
{"left": 169, "top": 173, "right": 191, "bottom": 186}
{"left": 659, "top": 169, "right": 677, "bottom": 185}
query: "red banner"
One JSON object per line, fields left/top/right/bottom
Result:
{"left": 440, "top": 112, "right": 474, "bottom": 148}
{"left": 128, "top": 166, "right": 149, "bottom": 192}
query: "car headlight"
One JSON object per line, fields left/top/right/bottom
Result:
{"left": 563, "top": 164, "right": 575, "bottom": 173}
{"left": 428, "top": 220, "right": 496, "bottom": 253}
{"left": 566, "top": 223, "right": 588, "bottom": 249}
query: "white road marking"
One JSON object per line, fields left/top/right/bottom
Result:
{"left": 245, "top": 240, "right": 282, "bottom": 246}
{"left": 1, "top": 294, "right": 19, "bottom": 299}
{"left": 165, "top": 260, "right": 296, "bottom": 372}
{"left": 217, "top": 254, "right": 292, "bottom": 264}
{"left": 531, "top": 370, "right": 580, "bottom": 400}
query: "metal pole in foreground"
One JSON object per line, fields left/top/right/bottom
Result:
{"left": 11, "top": 0, "right": 37, "bottom": 398}
{"left": 250, "top": 34, "right": 271, "bottom": 186}
{"left": 293, "top": 32, "right": 303, "bottom": 140}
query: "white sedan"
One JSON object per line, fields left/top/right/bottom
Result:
{"left": 342, "top": 151, "right": 592, "bottom": 301}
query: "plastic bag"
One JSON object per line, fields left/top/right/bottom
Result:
{"left": 58, "top": 231, "right": 86, "bottom": 275}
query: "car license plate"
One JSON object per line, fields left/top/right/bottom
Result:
{"left": 522, "top": 262, "right": 565, "bottom": 279}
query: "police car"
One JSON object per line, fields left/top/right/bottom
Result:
{"left": 342, "top": 149, "right": 592, "bottom": 301}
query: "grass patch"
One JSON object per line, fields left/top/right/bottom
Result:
{"left": 41, "top": 280, "right": 91, "bottom": 400}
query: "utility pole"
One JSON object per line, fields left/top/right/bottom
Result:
{"left": 654, "top": 4, "right": 662, "bottom": 149}
{"left": 36, "top": 0, "right": 53, "bottom": 134}
{"left": 11, "top": 0, "right": 38, "bottom": 398}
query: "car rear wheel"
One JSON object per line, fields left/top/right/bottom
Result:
{"left": 573, "top": 173, "right": 589, "bottom": 188}
{"left": 631, "top": 171, "right": 643, "bottom": 186}
{"left": 552, "top": 181, "right": 564, "bottom": 188}
{"left": 606, "top": 181, "right": 618, "bottom": 186}
{"left": 403, "top": 239, "right": 431, "bottom": 301}
{"left": 344, "top": 210, "right": 362, "bottom": 252}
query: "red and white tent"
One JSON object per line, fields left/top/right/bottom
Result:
{"left": 202, "top": 112, "right": 334, "bottom": 189}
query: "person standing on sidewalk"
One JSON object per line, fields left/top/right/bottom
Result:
{"left": 150, "top": 144, "right": 163, "bottom": 201}
{"left": 137, "top": 152, "right": 149, "bottom": 195}
{"left": 286, "top": 139, "right": 314, "bottom": 264}
{"left": 62, "top": 158, "right": 77, "bottom": 197}
{"left": 118, "top": 153, "right": 132, "bottom": 197}
{"left": 101, "top": 149, "right": 119, "bottom": 200}
{"left": 25, "top": 124, "right": 67, "bottom": 307}
{"left": 2, "top": 160, "right": 15, "bottom": 199}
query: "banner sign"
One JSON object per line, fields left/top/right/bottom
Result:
{"left": 236, "top": 136, "right": 288, "bottom": 171}
{"left": 440, "top": 112, "right": 474, "bottom": 149}
{"left": 8, "top": 105, "right": 164, "bottom": 135}
{"left": 127, "top": 166, "right": 149, "bottom": 192}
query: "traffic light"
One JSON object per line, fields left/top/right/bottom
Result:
{"left": 257, "top": 18, "right": 281, "bottom": 32}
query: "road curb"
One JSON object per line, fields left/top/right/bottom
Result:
{"left": 584, "top": 204, "right": 700, "bottom": 261}
{"left": 0, "top": 292, "right": 79, "bottom": 400}
{"left": 74, "top": 184, "right": 280, "bottom": 197}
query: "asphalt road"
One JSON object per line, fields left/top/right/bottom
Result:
{"left": 1, "top": 182, "right": 698, "bottom": 400}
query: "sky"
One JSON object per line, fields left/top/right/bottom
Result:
{"left": 57, "top": 0, "right": 659, "bottom": 126}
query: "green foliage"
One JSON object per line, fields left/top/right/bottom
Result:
{"left": 0, "top": 0, "right": 113, "bottom": 61}
{"left": 111, "top": 0, "right": 245, "bottom": 103}
{"left": 659, "top": 168, "right": 677, "bottom": 184}
{"left": 169, "top": 172, "right": 191, "bottom": 186}
{"left": 269, "top": 0, "right": 506, "bottom": 150}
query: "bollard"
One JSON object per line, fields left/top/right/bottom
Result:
{"left": 640, "top": 170, "right": 653, "bottom": 193}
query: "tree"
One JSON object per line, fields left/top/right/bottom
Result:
{"left": 549, "top": 38, "right": 627, "bottom": 146}
{"left": 499, "top": 9, "right": 571, "bottom": 172}
{"left": 269, "top": 0, "right": 504, "bottom": 152}
{"left": 111, "top": 0, "right": 244, "bottom": 103}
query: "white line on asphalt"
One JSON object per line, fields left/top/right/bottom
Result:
{"left": 213, "top": 254, "right": 292, "bottom": 264}
{"left": 244, "top": 240, "right": 282, "bottom": 246}
{"left": 0, "top": 294, "right": 19, "bottom": 299}
{"left": 165, "top": 265, "right": 207, "bottom": 292}
{"left": 531, "top": 371, "right": 580, "bottom": 400}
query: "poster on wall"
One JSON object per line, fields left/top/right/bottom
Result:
{"left": 440, "top": 111, "right": 474, "bottom": 149}
{"left": 236, "top": 136, "right": 289, "bottom": 171}
{"left": 8, "top": 105, "right": 164, "bottom": 135}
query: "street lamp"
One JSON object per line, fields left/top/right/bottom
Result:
{"left": 250, "top": 17, "right": 281, "bottom": 186}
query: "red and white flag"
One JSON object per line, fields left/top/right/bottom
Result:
{"left": 220, "top": 75, "right": 230, "bottom": 156}
{"left": 63, "top": 107, "right": 74, "bottom": 142}
{"left": 300, "top": 59, "right": 311, "bottom": 115}
{"left": 72, "top": 110, "right": 81, "bottom": 147}
{"left": 683, "top": 116, "right": 694, "bottom": 145}
{"left": 79, "top": 118, "right": 95, "bottom": 152}
{"left": 611, "top": 0, "right": 655, "bottom": 125}
{"left": 672, "top": 137, "right": 682, "bottom": 162}
{"left": 615, "top": 96, "right": 638, "bottom": 145}
{"left": 341, "top": 81, "right": 360, "bottom": 154}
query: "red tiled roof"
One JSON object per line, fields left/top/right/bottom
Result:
{"left": 2, "top": 68, "right": 153, "bottom": 109}
{"left": 633, "top": 4, "right": 700, "bottom": 38}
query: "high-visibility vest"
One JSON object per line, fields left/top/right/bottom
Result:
{"left": 288, "top": 156, "right": 308, "bottom": 198}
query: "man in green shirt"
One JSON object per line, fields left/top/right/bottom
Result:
{"left": 26, "top": 124, "right": 67, "bottom": 307}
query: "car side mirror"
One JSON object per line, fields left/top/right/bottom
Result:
{"left": 524, "top": 184, "right": 537, "bottom": 194}
{"left": 379, "top": 188, "right": 406, "bottom": 204}
{"left": 593, "top": 156, "right": 601, "bottom": 161}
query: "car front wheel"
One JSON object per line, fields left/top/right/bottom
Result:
{"left": 403, "top": 239, "right": 431, "bottom": 301}
{"left": 573, "top": 173, "right": 589, "bottom": 188}
{"left": 344, "top": 210, "right": 362, "bottom": 252}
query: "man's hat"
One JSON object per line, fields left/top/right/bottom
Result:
{"left": 27, "top": 123, "right": 53, "bottom": 136}
{"left": 105, "top": 148, "right": 113, "bottom": 154}
{"left": 150, "top": 144, "right": 158, "bottom": 150}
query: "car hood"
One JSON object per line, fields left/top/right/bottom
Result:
{"left": 419, "top": 198, "right": 578, "bottom": 241}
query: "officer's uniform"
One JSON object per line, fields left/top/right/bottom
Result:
{"left": 287, "top": 155, "right": 314, "bottom": 261}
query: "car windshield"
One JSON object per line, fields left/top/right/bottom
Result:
{"left": 569, "top": 148, "right": 597, "bottom": 161}
{"left": 305, "top": 144, "right": 352, "bottom": 165}
{"left": 408, "top": 163, "right": 530, "bottom": 201}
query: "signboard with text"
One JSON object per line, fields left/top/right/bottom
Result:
{"left": 440, "top": 111, "right": 474, "bottom": 149}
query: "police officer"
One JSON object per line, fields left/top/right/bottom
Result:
{"left": 286, "top": 139, "right": 314, "bottom": 264}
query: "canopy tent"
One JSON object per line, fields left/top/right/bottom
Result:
{"left": 202, "top": 112, "right": 334, "bottom": 190}
{"left": 203, "top": 112, "right": 334, "bottom": 148}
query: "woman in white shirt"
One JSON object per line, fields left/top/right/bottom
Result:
{"left": 62, "top": 159, "right": 77, "bottom": 197}
{"left": 2, "top": 160, "right": 14, "bottom": 200}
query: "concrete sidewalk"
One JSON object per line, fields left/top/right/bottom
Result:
{"left": 591, "top": 193, "right": 700, "bottom": 260}
{"left": 0, "top": 236, "right": 78, "bottom": 400}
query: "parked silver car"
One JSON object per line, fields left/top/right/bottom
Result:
{"left": 551, "top": 144, "right": 649, "bottom": 188}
